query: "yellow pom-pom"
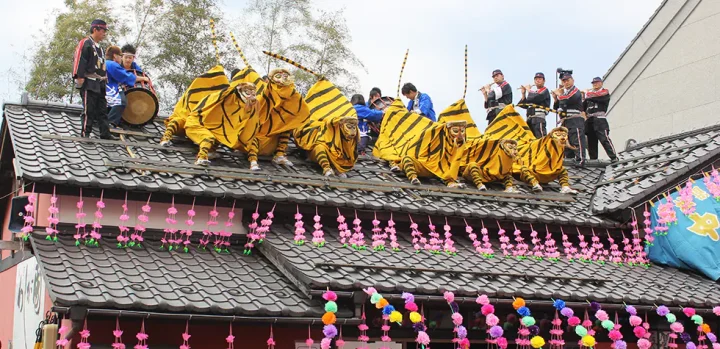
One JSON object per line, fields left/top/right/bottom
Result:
{"left": 322, "top": 312, "right": 336, "bottom": 325}
{"left": 512, "top": 298, "right": 525, "bottom": 310}
{"left": 581, "top": 335, "right": 596, "bottom": 347}
{"left": 409, "top": 311, "right": 422, "bottom": 323}
{"left": 530, "top": 336, "right": 545, "bottom": 348}
{"left": 389, "top": 310, "right": 403, "bottom": 323}
{"left": 376, "top": 298, "right": 389, "bottom": 309}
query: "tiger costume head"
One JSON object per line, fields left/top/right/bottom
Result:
{"left": 338, "top": 116, "right": 359, "bottom": 139}
{"left": 499, "top": 139, "right": 519, "bottom": 159}
{"left": 445, "top": 120, "right": 467, "bottom": 148}
{"left": 236, "top": 82, "right": 257, "bottom": 104}
{"left": 549, "top": 126, "right": 575, "bottom": 149}
{"left": 269, "top": 68, "right": 294, "bottom": 86}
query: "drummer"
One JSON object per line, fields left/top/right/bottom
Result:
{"left": 105, "top": 45, "right": 150, "bottom": 127}
{"left": 121, "top": 44, "right": 143, "bottom": 72}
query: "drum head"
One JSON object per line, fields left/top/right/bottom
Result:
{"left": 369, "top": 96, "right": 395, "bottom": 110}
{"left": 123, "top": 88, "right": 159, "bottom": 125}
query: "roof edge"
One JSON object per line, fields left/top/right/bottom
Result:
{"left": 625, "top": 122, "right": 720, "bottom": 151}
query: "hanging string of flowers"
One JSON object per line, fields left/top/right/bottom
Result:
{"left": 351, "top": 211, "right": 366, "bottom": 250}
{"left": 87, "top": 190, "right": 105, "bottom": 247}
{"left": 19, "top": 185, "right": 36, "bottom": 241}
{"left": 78, "top": 319, "right": 91, "bottom": 349}
{"left": 266, "top": 324, "right": 275, "bottom": 349}
{"left": 371, "top": 213, "right": 386, "bottom": 251}
{"left": 427, "top": 217, "right": 442, "bottom": 254}
{"left": 225, "top": 322, "right": 234, "bottom": 349}
{"left": 551, "top": 299, "right": 585, "bottom": 347}
{"left": 402, "top": 292, "right": 429, "bottom": 349}
{"left": 676, "top": 180, "right": 697, "bottom": 216}
{"left": 336, "top": 326, "right": 346, "bottom": 349}
{"left": 590, "top": 228, "right": 607, "bottom": 264}
{"left": 162, "top": 196, "right": 178, "bottom": 251}
{"left": 704, "top": 167, "right": 720, "bottom": 201}
{"left": 357, "top": 305, "right": 369, "bottom": 349}
{"left": 608, "top": 230, "right": 623, "bottom": 265}
{"left": 112, "top": 317, "right": 125, "bottom": 349}
{"left": 530, "top": 224, "right": 544, "bottom": 260}
{"left": 576, "top": 228, "right": 591, "bottom": 262}
{"left": 512, "top": 297, "right": 542, "bottom": 349}
{"left": 305, "top": 325, "right": 314, "bottom": 349}
{"left": 179, "top": 320, "right": 191, "bottom": 349}
{"left": 544, "top": 225, "right": 560, "bottom": 261}
{"left": 312, "top": 207, "right": 325, "bottom": 247}
{"left": 642, "top": 204, "right": 655, "bottom": 247}
{"left": 480, "top": 220, "right": 494, "bottom": 257}
{"left": 410, "top": 216, "right": 425, "bottom": 253}
{"left": 655, "top": 191, "right": 677, "bottom": 235}
{"left": 180, "top": 198, "right": 195, "bottom": 253}
{"left": 134, "top": 318, "right": 149, "bottom": 349}
{"left": 512, "top": 223, "right": 529, "bottom": 259}
{"left": 257, "top": 204, "right": 275, "bottom": 244}
{"left": 561, "top": 227, "right": 577, "bottom": 262}
{"left": 244, "top": 202, "right": 261, "bottom": 254}
{"left": 627, "top": 305, "right": 651, "bottom": 349}
{"left": 608, "top": 311, "right": 625, "bottom": 349}
{"left": 442, "top": 292, "right": 468, "bottom": 349}
{"left": 387, "top": 214, "right": 400, "bottom": 251}
{"left": 443, "top": 218, "right": 457, "bottom": 255}
{"left": 130, "top": 194, "right": 152, "bottom": 248}
{"left": 294, "top": 206, "right": 306, "bottom": 245}
{"left": 117, "top": 193, "right": 130, "bottom": 248}
{"left": 549, "top": 306, "right": 564, "bottom": 349}
{"left": 478, "top": 294, "right": 506, "bottom": 348}
{"left": 214, "top": 201, "right": 236, "bottom": 254}
{"left": 322, "top": 290, "right": 338, "bottom": 349}
{"left": 56, "top": 321, "right": 69, "bottom": 349}
{"left": 364, "top": 287, "right": 400, "bottom": 347}
{"left": 200, "top": 199, "right": 219, "bottom": 251}
{"left": 337, "top": 209, "right": 351, "bottom": 247}
{"left": 498, "top": 221, "right": 510, "bottom": 257}
{"left": 682, "top": 307, "right": 703, "bottom": 349}
{"left": 46, "top": 186, "right": 59, "bottom": 242}
{"left": 74, "top": 188, "right": 87, "bottom": 246}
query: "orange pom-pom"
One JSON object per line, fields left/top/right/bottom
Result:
{"left": 322, "top": 312, "right": 336, "bottom": 325}
{"left": 376, "top": 298, "right": 389, "bottom": 309}
{"left": 703, "top": 324, "right": 711, "bottom": 333}
{"left": 512, "top": 298, "right": 525, "bottom": 310}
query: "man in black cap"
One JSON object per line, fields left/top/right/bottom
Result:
{"left": 518, "top": 72, "right": 551, "bottom": 138}
{"left": 481, "top": 69, "right": 512, "bottom": 123}
{"left": 72, "top": 19, "right": 115, "bottom": 139}
{"left": 551, "top": 73, "right": 586, "bottom": 165}
{"left": 582, "top": 77, "right": 618, "bottom": 162}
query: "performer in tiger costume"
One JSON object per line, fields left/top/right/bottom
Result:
{"left": 294, "top": 79, "right": 359, "bottom": 177}
{"left": 455, "top": 138, "right": 520, "bottom": 192}
{"left": 159, "top": 66, "right": 230, "bottom": 147}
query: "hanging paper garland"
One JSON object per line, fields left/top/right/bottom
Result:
{"left": 88, "top": 190, "right": 105, "bottom": 247}
{"left": 642, "top": 204, "right": 655, "bottom": 247}
{"left": 387, "top": 214, "right": 400, "bottom": 251}
{"left": 608, "top": 230, "right": 623, "bottom": 265}
{"left": 46, "top": 186, "right": 59, "bottom": 242}
{"left": 337, "top": 209, "right": 351, "bottom": 247}
{"left": 305, "top": 325, "right": 314, "bottom": 348}
{"left": 336, "top": 326, "right": 346, "bottom": 349}
{"left": 312, "top": 207, "right": 325, "bottom": 247}
{"left": 77, "top": 319, "right": 91, "bottom": 349}
{"left": 478, "top": 294, "right": 506, "bottom": 349}
{"left": 626, "top": 305, "right": 652, "bottom": 349}
{"left": 529, "top": 224, "right": 544, "bottom": 260}
{"left": 466, "top": 219, "right": 481, "bottom": 254}
{"left": 543, "top": 225, "right": 560, "bottom": 261}
{"left": 351, "top": 211, "right": 366, "bottom": 250}
{"left": 512, "top": 297, "right": 538, "bottom": 349}
{"left": 561, "top": 227, "right": 577, "bottom": 262}
{"left": 443, "top": 218, "right": 457, "bottom": 255}
{"left": 200, "top": 200, "right": 220, "bottom": 251}
{"left": 214, "top": 201, "right": 236, "bottom": 253}
{"left": 180, "top": 198, "right": 195, "bottom": 253}
{"left": 357, "top": 305, "right": 369, "bottom": 349}
{"left": 74, "top": 188, "right": 87, "bottom": 246}
{"left": 497, "top": 221, "right": 510, "bottom": 257}
{"left": 427, "top": 217, "right": 442, "bottom": 254}
{"left": 111, "top": 318, "right": 125, "bottom": 349}
{"left": 19, "top": 184, "right": 36, "bottom": 241}
{"left": 608, "top": 311, "right": 625, "bottom": 349}
{"left": 676, "top": 180, "right": 697, "bottom": 216}
{"left": 244, "top": 202, "right": 261, "bottom": 254}
{"left": 294, "top": 206, "right": 306, "bottom": 245}
{"left": 577, "top": 228, "right": 591, "bottom": 262}
{"left": 402, "top": 292, "right": 429, "bottom": 349}
{"left": 371, "top": 213, "right": 386, "bottom": 251}
{"left": 225, "top": 322, "right": 234, "bottom": 349}
{"left": 512, "top": 223, "right": 529, "bottom": 259}
{"left": 443, "top": 292, "right": 468, "bottom": 349}
{"left": 410, "top": 215, "right": 425, "bottom": 253}
{"left": 322, "top": 290, "right": 339, "bottom": 349}
{"left": 266, "top": 324, "right": 275, "bottom": 349}
{"left": 179, "top": 320, "right": 191, "bottom": 349}
{"left": 162, "top": 196, "right": 179, "bottom": 251}
{"left": 130, "top": 194, "right": 152, "bottom": 248}
{"left": 682, "top": 307, "right": 702, "bottom": 349}
{"left": 549, "top": 308, "right": 564, "bottom": 348}
{"left": 56, "top": 322, "right": 69, "bottom": 349}
{"left": 704, "top": 167, "right": 720, "bottom": 202}
{"left": 257, "top": 203, "right": 275, "bottom": 244}
{"left": 590, "top": 228, "right": 607, "bottom": 264}
{"left": 553, "top": 299, "right": 583, "bottom": 347}
{"left": 364, "top": 287, "right": 400, "bottom": 346}
{"left": 480, "top": 220, "right": 494, "bottom": 257}
{"left": 134, "top": 318, "right": 149, "bottom": 349}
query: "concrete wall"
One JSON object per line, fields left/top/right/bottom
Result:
{"left": 604, "top": 0, "right": 720, "bottom": 154}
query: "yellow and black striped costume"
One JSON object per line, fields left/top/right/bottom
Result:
{"left": 513, "top": 127, "right": 572, "bottom": 187}
{"left": 373, "top": 99, "right": 464, "bottom": 185}
{"left": 230, "top": 67, "right": 310, "bottom": 162}
{"left": 481, "top": 104, "right": 537, "bottom": 146}
{"left": 455, "top": 139, "right": 519, "bottom": 189}
{"left": 184, "top": 79, "right": 261, "bottom": 161}
{"left": 437, "top": 99, "right": 481, "bottom": 141}
{"left": 160, "top": 66, "right": 230, "bottom": 143}
{"left": 293, "top": 79, "right": 359, "bottom": 175}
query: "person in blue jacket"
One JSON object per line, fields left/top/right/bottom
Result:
{"left": 105, "top": 45, "right": 149, "bottom": 127}
{"left": 401, "top": 83, "right": 436, "bottom": 121}
{"left": 351, "top": 94, "right": 384, "bottom": 155}
{"left": 120, "top": 44, "right": 143, "bottom": 72}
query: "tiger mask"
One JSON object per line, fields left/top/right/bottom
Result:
{"left": 549, "top": 126, "right": 575, "bottom": 149}
{"left": 499, "top": 139, "right": 519, "bottom": 159}
{"left": 268, "top": 68, "right": 294, "bottom": 87}
{"left": 338, "top": 116, "right": 359, "bottom": 140}
{"left": 445, "top": 120, "right": 467, "bottom": 148}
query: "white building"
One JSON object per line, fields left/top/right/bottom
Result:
{"left": 603, "top": 0, "right": 720, "bottom": 152}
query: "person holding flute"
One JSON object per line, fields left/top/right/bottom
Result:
{"left": 582, "top": 77, "right": 618, "bottom": 162}
{"left": 480, "top": 69, "right": 512, "bottom": 123}
{"left": 518, "top": 72, "right": 551, "bottom": 138}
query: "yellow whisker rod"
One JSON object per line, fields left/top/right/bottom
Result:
{"left": 229, "top": 32, "right": 250, "bottom": 68}
{"left": 209, "top": 19, "right": 220, "bottom": 65}
{"left": 463, "top": 45, "right": 468, "bottom": 100}
{"left": 396, "top": 49, "right": 409, "bottom": 98}
{"left": 262, "top": 50, "right": 319, "bottom": 77}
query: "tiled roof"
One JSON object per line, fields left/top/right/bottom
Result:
{"left": 29, "top": 231, "right": 344, "bottom": 317}
{"left": 592, "top": 123, "right": 720, "bottom": 214}
{"left": 3, "top": 101, "right": 618, "bottom": 227}
{"left": 260, "top": 226, "right": 720, "bottom": 307}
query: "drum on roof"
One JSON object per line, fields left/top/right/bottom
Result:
{"left": 122, "top": 71, "right": 159, "bottom": 126}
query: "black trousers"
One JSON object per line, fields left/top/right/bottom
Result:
{"left": 486, "top": 109, "right": 499, "bottom": 123}
{"left": 585, "top": 117, "right": 617, "bottom": 160}
{"left": 562, "top": 116, "right": 587, "bottom": 162}
{"left": 80, "top": 88, "right": 110, "bottom": 137}
{"left": 527, "top": 116, "right": 547, "bottom": 138}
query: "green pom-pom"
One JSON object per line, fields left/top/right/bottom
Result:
{"left": 325, "top": 301, "right": 338, "bottom": 313}
{"left": 692, "top": 314, "right": 703, "bottom": 325}
{"left": 53, "top": 236, "right": 58, "bottom": 242}
{"left": 45, "top": 235, "right": 51, "bottom": 240}
{"left": 370, "top": 293, "right": 382, "bottom": 304}
{"left": 521, "top": 316, "right": 536, "bottom": 327}
{"left": 601, "top": 320, "right": 614, "bottom": 330}
{"left": 575, "top": 325, "right": 588, "bottom": 337}
{"left": 117, "top": 243, "right": 122, "bottom": 248}
{"left": 129, "top": 241, "right": 136, "bottom": 247}
{"left": 75, "top": 240, "right": 80, "bottom": 246}
{"left": 183, "top": 247, "right": 189, "bottom": 253}
{"left": 666, "top": 313, "right": 676, "bottom": 323}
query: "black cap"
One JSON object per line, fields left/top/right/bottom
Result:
{"left": 534, "top": 72, "right": 545, "bottom": 79}
{"left": 560, "top": 73, "right": 573, "bottom": 81}
{"left": 491, "top": 69, "right": 503, "bottom": 77}
{"left": 91, "top": 19, "right": 108, "bottom": 30}
{"left": 591, "top": 77, "right": 603, "bottom": 83}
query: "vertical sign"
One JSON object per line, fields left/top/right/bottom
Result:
{"left": 12, "top": 257, "right": 45, "bottom": 349}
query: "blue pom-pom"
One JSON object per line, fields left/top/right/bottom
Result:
{"left": 553, "top": 299, "right": 566, "bottom": 310}
{"left": 517, "top": 306, "right": 531, "bottom": 317}
{"left": 383, "top": 305, "right": 395, "bottom": 316}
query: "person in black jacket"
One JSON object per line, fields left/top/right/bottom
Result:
{"left": 519, "top": 72, "right": 551, "bottom": 138}
{"left": 72, "top": 19, "right": 115, "bottom": 139}
{"left": 582, "top": 77, "right": 618, "bottom": 162}
{"left": 552, "top": 73, "right": 586, "bottom": 165}
{"left": 481, "top": 69, "right": 512, "bottom": 123}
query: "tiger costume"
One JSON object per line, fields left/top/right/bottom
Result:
{"left": 293, "top": 79, "right": 359, "bottom": 177}
{"left": 456, "top": 138, "right": 528, "bottom": 192}
{"left": 373, "top": 99, "right": 467, "bottom": 187}
{"left": 230, "top": 66, "right": 310, "bottom": 170}
{"left": 159, "top": 65, "right": 230, "bottom": 146}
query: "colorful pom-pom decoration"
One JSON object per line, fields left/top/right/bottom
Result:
{"left": 512, "top": 298, "right": 526, "bottom": 310}
{"left": 370, "top": 293, "right": 382, "bottom": 304}
{"left": 615, "top": 340, "right": 628, "bottom": 349}
{"left": 376, "top": 298, "right": 389, "bottom": 309}
{"left": 325, "top": 301, "right": 338, "bottom": 313}
{"left": 667, "top": 313, "right": 677, "bottom": 323}
{"left": 575, "top": 326, "right": 588, "bottom": 337}
{"left": 322, "top": 312, "right": 336, "bottom": 325}
{"left": 684, "top": 308, "right": 697, "bottom": 317}
{"left": 637, "top": 338, "right": 652, "bottom": 349}
{"left": 629, "top": 315, "right": 642, "bottom": 326}
{"left": 382, "top": 305, "right": 395, "bottom": 316}
{"left": 530, "top": 336, "right": 545, "bottom": 348}
{"left": 560, "top": 307, "right": 574, "bottom": 318}
{"left": 601, "top": 320, "right": 615, "bottom": 330}
{"left": 609, "top": 329, "right": 623, "bottom": 341}
{"left": 581, "top": 335, "right": 596, "bottom": 347}
{"left": 521, "top": 316, "right": 536, "bottom": 327}
{"left": 389, "top": 311, "right": 403, "bottom": 324}
{"left": 568, "top": 316, "right": 581, "bottom": 327}
{"left": 670, "top": 322, "right": 684, "bottom": 333}
{"left": 476, "top": 294, "right": 489, "bottom": 305}
{"left": 517, "top": 306, "right": 531, "bottom": 317}
{"left": 691, "top": 314, "right": 704, "bottom": 325}
{"left": 489, "top": 326, "right": 503, "bottom": 338}
{"left": 657, "top": 305, "right": 670, "bottom": 316}
{"left": 410, "top": 312, "right": 422, "bottom": 324}
{"left": 323, "top": 291, "right": 338, "bottom": 302}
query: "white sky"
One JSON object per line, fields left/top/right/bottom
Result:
{"left": 0, "top": 0, "right": 662, "bottom": 127}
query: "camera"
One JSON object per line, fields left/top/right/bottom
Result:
{"left": 556, "top": 68, "right": 573, "bottom": 78}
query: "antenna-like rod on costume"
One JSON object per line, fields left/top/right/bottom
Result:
{"left": 262, "top": 50, "right": 319, "bottom": 77}
{"left": 229, "top": 32, "right": 250, "bottom": 68}
{"left": 209, "top": 19, "right": 220, "bottom": 65}
{"left": 396, "top": 49, "right": 409, "bottom": 98}
{"left": 463, "top": 45, "right": 468, "bottom": 100}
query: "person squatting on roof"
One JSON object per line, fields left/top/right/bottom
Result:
{"left": 552, "top": 73, "right": 586, "bottom": 166}
{"left": 480, "top": 69, "right": 512, "bottom": 123}
{"left": 401, "top": 83, "right": 436, "bottom": 122}
{"left": 72, "top": 19, "right": 115, "bottom": 140}
{"left": 518, "top": 72, "right": 551, "bottom": 138}
{"left": 582, "top": 77, "right": 618, "bottom": 163}
{"left": 104, "top": 45, "right": 150, "bottom": 127}
{"left": 351, "top": 94, "right": 383, "bottom": 155}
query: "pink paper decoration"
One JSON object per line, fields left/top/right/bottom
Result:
{"left": 162, "top": 196, "right": 179, "bottom": 251}
{"left": 74, "top": 188, "right": 87, "bottom": 246}
{"left": 529, "top": 224, "right": 544, "bottom": 260}
{"left": 312, "top": 207, "right": 325, "bottom": 247}
{"left": 117, "top": 193, "right": 130, "bottom": 248}
{"left": 410, "top": 215, "right": 426, "bottom": 253}
{"left": 134, "top": 319, "right": 149, "bottom": 349}
{"left": 200, "top": 199, "right": 219, "bottom": 251}
{"left": 244, "top": 202, "right": 261, "bottom": 254}
{"left": 180, "top": 198, "right": 196, "bottom": 253}
{"left": 179, "top": 320, "right": 191, "bottom": 349}
{"left": 465, "top": 219, "right": 481, "bottom": 254}
{"left": 642, "top": 204, "right": 655, "bottom": 248}
{"left": 46, "top": 186, "right": 59, "bottom": 242}
{"left": 86, "top": 190, "right": 104, "bottom": 247}
{"left": 676, "top": 180, "right": 697, "bottom": 216}
{"left": 130, "top": 194, "right": 152, "bottom": 248}
{"left": 19, "top": 184, "right": 36, "bottom": 241}
{"left": 112, "top": 317, "right": 125, "bottom": 349}
{"left": 427, "top": 217, "right": 442, "bottom": 254}
{"left": 577, "top": 228, "right": 590, "bottom": 261}
{"left": 608, "top": 230, "right": 623, "bottom": 264}
{"left": 306, "top": 324, "right": 315, "bottom": 348}
{"left": 561, "top": 226, "right": 576, "bottom": 261}
{"left": 257, "top": 203, "right": 275, "bottom": 244}
{"left": 57, "top": 323, "right": 69, "bottom": 348}
{"left": 357, "top": 306, "right": 369, "bottom": 347}
{"left": 549, "top": 310, "right": 565, "bottom": 348}
{"left": 387, "top": 214, "right": 399, "bottom": 251}
{"left": 337, "top": 209, "right": 351, "bottom": 247}
{"left": 226, "top": 322, "right": 234, "bottom": 349}
{"left": 512, "top": 223, "right": 528, "bottom": 258}
{"left": 214, "top": 201, "right": 236, "bottom": 253}
{"left": 294, "top": 206, "right": 306, "bottom": 245}
{"left": 497, "top": 221, "right": 510, "bottom": 257}
{"left": 266, "top": 324, "right": 276, "bottom": 349}
{"left": 351, "top": 211, "right": 366, "bottom": 250}
{"left": 480, "top": 220, "right": 494, "bottom": 257}
{"left": 77, "top": 319, "right": 91, "bottom": 349}
{"left": 591, "top": 228, "right": 607, "bottom": 264}
{"left": 705, "top": 167, "right": 720, "bottom": 201}
{"left": 371, "top": 213, "right": 386, "bottom": 251}
{"left": 443, "top": 218, "right": 457, "bottom": 255}
{"left": 544, "top": 225, "right": 560, "bottom": 260}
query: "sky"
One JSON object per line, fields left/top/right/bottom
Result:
{"left": 0, "top": 0, "right": 663, "bottom": 128}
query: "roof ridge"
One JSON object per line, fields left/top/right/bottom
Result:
{"left": 624, "top": 121, "right": 720, "bottom": 151}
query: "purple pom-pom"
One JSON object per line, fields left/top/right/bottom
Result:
{"left": 560, "top": 307, "right": 574, "bottom": 317}
{"left": 402, "top": 292, "right": 415, "bottom": 304}
{"left": 590, "top": 302, "right": 601, "bottom": 312}
{"left": 625, "top": 305, "right": 637, "bottom": 315}
{"left": 413, "top": 322, "right": 426, "bottom": 333}
{"left": 529, "top": 325, "right": 540, "bottom": 336}
{"left": 615, "top": 340, "right": 628, "bottom": 349}
{"left": 457, "top": 326, "right": 467, "bottom": 339}
{"left": 708, "top": 333, "right": 717, "bottom": 343}
{"left": 681, "top": 333, "right": 692, "bottom": 343}
{"left": 656, "top": 305, "right": 670, "bottom": 316}
{"left": 323, "top": 325, "right": 338, "bottom": 338}
{"left": 688, "top": 343, "right": 697, "bottom": 349}
{"left": 489, "top": 325, "right": 504, "bottom": 338}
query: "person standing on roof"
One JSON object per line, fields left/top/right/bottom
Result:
{"left": 351, "top": 94, "right": 384, "bottom": 156}
{"left": 368, "top": 87, "right": 382, "bottom": 107}
{"left": 72, "top": 19, "right": 115, "bottom": 139}
{"left": 105, "top": 45, "right": 150, "bottom": 127}
{"left": 480, "top": 69, "right": 513, "bottom": 123}
{"left": 552, "top": 73, "right": 586, "bottom": 166}
{"left": 120, "top": 44, "right": 143, "bottom": 72}
{"left": 518, "top": 72, "right": 551, "bottom": 138}
{"left": 582, "top": 77, "right": 618, "bottom": 163}
{"left": 401, "top": 83, "right": 436, "bottom": 121}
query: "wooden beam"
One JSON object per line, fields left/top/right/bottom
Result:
{"left": 596, "top": 167, "right": 670, "bottom": 187}
{"left": 0, "top": 240, "right": 23, "bottom": 251}
{"left": 0, "top": 250, "right": 32, "bottom": 272}
{"left": 109, "top": 128, "right": 154, "bottom": 138}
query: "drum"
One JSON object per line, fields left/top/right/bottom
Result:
{"left": 367, "top": 96, "right": 394, "bottom": 135}
{"left": 122, "top": 71, "right": 159, "bottom": 126}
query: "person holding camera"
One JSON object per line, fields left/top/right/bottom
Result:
{"left": 582, "top": 77, "right": 618, "bottom": 162}
{"left": 552, "top": 73, "right": 586, "bottom": 166}
{"left": 518, "top": 72, "right": 551, "bottom": 138}
{"left": 480, "top": 69, "right": 512, "bottom": 123}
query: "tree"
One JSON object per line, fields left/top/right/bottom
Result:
{"left": 25, "top": 0, "right": 127, "bottom": 102}
{"left": 122, "top": 0, "right": 163, "bottom": 50}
